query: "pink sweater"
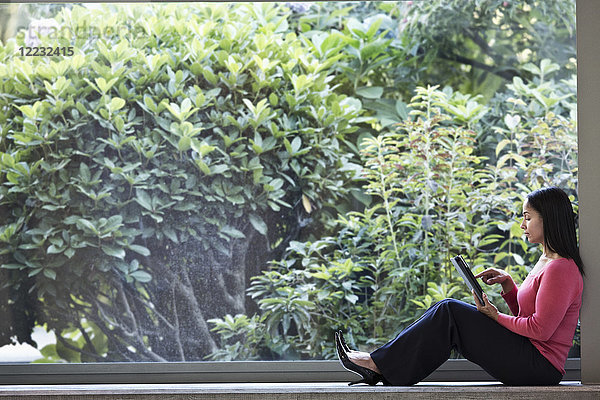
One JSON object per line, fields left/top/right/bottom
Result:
{"left": 497, "top": 258, "right": 583, "bottom": 375}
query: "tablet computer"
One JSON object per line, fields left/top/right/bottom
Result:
{"left": 451, "top": 255, "right": 485, "bottom": 305}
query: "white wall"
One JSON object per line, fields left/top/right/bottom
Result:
{"left": 577, "top": 0, "right": 600, "bottom": 385}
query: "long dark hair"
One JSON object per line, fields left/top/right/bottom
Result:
{"left": 526, "top": 187, "right": 584, "bottom": 276}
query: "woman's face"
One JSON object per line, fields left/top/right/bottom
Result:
{"left": 521, "top": 200, "right": 544, "bottom": 244}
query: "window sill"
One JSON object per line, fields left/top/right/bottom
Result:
{"left": 0, "top": 381, "right": 597, "bottom": 400}
{"left": 0, "top": 358, "right": 581, "bottom": 385}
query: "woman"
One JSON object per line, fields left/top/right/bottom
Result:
{"left": 336, "top": 187, "right": 584, "bottom": 386}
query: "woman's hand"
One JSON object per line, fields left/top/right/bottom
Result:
{"left": 473, "top": 290, "right": 499, "bottom": 321}
{"left": 474, "top": 268, "right": 514, "bottom": 294}
{"left": 474, "top": 268, "right": 510, "bottom": 285}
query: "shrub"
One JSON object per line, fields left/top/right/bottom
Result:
{"left": 0, "top": 3, "right": 362, "bottom": 361}
{"left": 210, "top": 86, "right": 503, "bottom": 359}
{"left": 211, "top": 80, "right": 578, "bottom": 360}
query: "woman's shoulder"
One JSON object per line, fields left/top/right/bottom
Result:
{"left": 542, "top": 258, "right": 582, "bottom": 282}
{"left": 545, "top": 257, "right": 577, "bottom": 268}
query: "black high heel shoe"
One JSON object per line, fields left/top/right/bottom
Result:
{"left": 338, "top": 330, "right": 352, "bottom": 353}
{"left": 335, "top": 331, "right": 383, "bottom": 386}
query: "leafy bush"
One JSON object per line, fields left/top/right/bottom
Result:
{"left": 0, "top": 3, "right": 363, "bottom": 361}
{"left": 209, "top": 86, "right": 501, "bottom": 359}
{"left": 0, "top": 1, "right": 579, "bottom": 362}
{"left": 209, "top": 75, "right": 577, "bottom": 360}
{"left": 400, "top": 0, "right": 576, "bottom": 96}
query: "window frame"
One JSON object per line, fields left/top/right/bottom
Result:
{"left": 0, "top": 0, "right": 597, "bottom": 384}
{"left": 0, "top": 359, "right": 583, "bottom": 384}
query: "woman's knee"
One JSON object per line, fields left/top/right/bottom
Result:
{"left": 432, "top": 298, "right": 476, "bottom": 318}
{"left": 435, "top": 298, "right": 467, "bottom": 310}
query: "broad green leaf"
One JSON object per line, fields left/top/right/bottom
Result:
{"left": 130, "top": 270, "right": 152, "bottom": 283}
{"left": 181, "top": 98, "right": 192, "bottom": 113}
{"left": 95, "top": 77, "right": 118, "bottom": 93}
{"left": 43, "top": 269, "right": 57, "bottom": 280}
{"left": 135, "top": 190, "right": 153, "bottom": 211}
{"left": 510, "top": 221, "right": 523, "bottom": 238}
{"left": 18, "top": 104, "right": 37, "bottom": 119}
{"left": 290, "top": 137, "right": 301, "bottom": 154}
{"left": 79, "top": 162, "right": 91, "bottom": 183}
{"left": 191, "top": 139, "right": 215, "bottom": 157}
{"left": 144, "top": 95, "right": 157, "bottom": 113}
{"left": 76, "top": 219, "right": 99, "bottom": 234}
{"left": 249, "top": 214, "right": 267, "bottom": 235}
{"left": 211, "top": 164, "right": 229, "bottom": 175}
{"left": 101, "top": 244, "right": 126, "bottom": 259}
{"left": 195, "top": 160, "right": 212, "bottom": 175}
{"left": 495, "top": 139, "right": 512, "bottom": 157}
{"left": 178, "top": 136, "right": 192, "bottom": 152}
{"left": 163, "top": 227, "right": 178, "bottom": 243}
{"left": 513, "top": 253, "right": 525, "bottom": 265}
{"left": 345, "top": 294, "right": 359, "bottom": 304}
{"left": 47, "top": 245, "right": 65, "bottom": 254}
{"left": 108, "top": 97, "right": 126, "bottom": 112}
{"left": 104, "top": 215, "right": 123, "bottom": 231}
{"left": 395, "top": 100, "right": 409, "bottom": 120}
{"left": 356, "top": 86, "right": 383, "bottom": 99}
{"left": 504, "top": 114, "right": 521, "bottom": 131}
{"left": 302, "top": 194, "right": 312, "bottom": 214}
{"left": 1, "top": 264, "right": 24, "bottom": 270}
{"left": 221, "top": 225, "right": 245, "bottom": 239}
{"left": 129, "top": 244, "right": 150, "bottom": 256}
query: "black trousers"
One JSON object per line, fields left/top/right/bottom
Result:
{"left": 370, "top": 299, "right": 563, "bottom": 386}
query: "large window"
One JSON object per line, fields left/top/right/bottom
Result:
{"left": 0, "top": 0, "right": 580, "bottom": 371}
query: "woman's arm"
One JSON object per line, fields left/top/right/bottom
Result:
{"left": 496, "top": 261, "right": 581, "bottom": 341}
{"left": 475, "top": 268, "right": 519, "bottom": 315}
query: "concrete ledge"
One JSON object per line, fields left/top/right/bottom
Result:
{"left": 0, "top": 359, "right": 582, "bottom": 385}
{"left": 0, "top": 382, "right": 599, "bottom": 400}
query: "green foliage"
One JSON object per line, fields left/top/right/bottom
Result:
{"left": 209, "top": 86, "right": 499, "bottom": 358}
{"left": 33, "top": 321, "right": 107, "bottom": 363}
{"left": 482, "top": 58, "right": 578, "bottom": 269}
{"left": 400, "top": 0, "right": 576, "bottom": 97}
{"left": 0, "top": 1, "right": 579, "bottom": 362}
{"left": 0, "top": 3, "right": 362, "bottom": 361}
{"left": 204, "top": 314, "right": 267, "bottom": 361}
{"left": 211, "top": 78, "right": 577, "bottom": 360}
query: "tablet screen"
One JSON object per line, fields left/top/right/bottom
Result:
{"left": 451, "top": 255, "right": 485, "bottom": 305}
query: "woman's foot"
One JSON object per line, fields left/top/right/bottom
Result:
{"left": 335, "top": 332, "right": 383, "bottom": 385}
{"left": 347, "top": 351, "right": 382, "bottom": 375}
{"left": 337, "top": 330, "right": 381, "bottom": 374}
